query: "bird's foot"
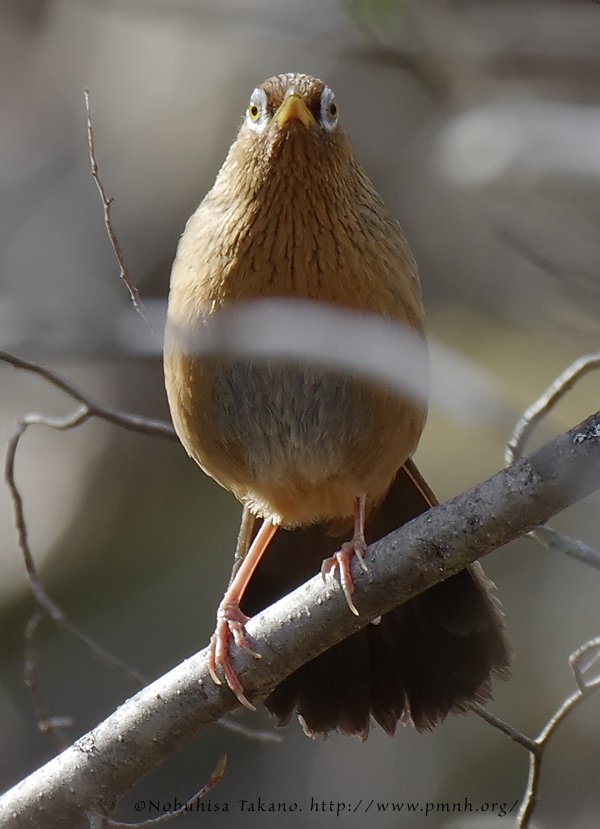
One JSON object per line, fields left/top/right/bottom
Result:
{"left": 321, "top": 536, "right": 369, "bottom": 616}
{"left": 207, "top": 602, "right": 259, "bottom": 711}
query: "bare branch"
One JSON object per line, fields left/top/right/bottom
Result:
{"left": 2, "top": 408, "right": 600, "bottom": 828}
{"left": 105, "top": 754, "right": 227, "bottom": 828}
{"left": 569, "top": 637, "right": 600, "bottom": 692}
{"left": 506, "top": 353, "right": 600, "bottom": 569}
{"left": 24, "top": 610, "right": 73, "bottom": 749}
{"left": 0, "top": 351, "right": 177, "bottom": 734}
{"left": 506, "top": 352, "right": 600, "bottom": 465}
{"left": 84, "top": 89, "right": 158, "bottom": 341}
{"left": 534, "top": 524, "right": 600, "bottom": 571}
{"left": 501, "top": 354, "right": 600, "bottom": 824}
{"left": 478, "top": 635, "right": 600, "bottom": 829}
{"left": 472, "top": 704, "right": 536, "bottom": 753}
{"left": 216, "top": 716, "right": 282, "bottom": 743}
{"left": 518, "top": 672, "right": 600, "bottom": 829}
{"left": 4, "top": 405, "right": 148, "bottom": 699}
{"left": 0, "top": 351, "right": 175, "bottom": 440}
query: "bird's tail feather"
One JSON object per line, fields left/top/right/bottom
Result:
{"left": 240, "top": 459, "right": 511, "bottom": 738}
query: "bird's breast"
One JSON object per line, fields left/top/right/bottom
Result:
{"left": 165, "top": 161, "right": 427, "bottom": 525}
{"left": 164, "top": 349, "right": 426, "bottom": 527}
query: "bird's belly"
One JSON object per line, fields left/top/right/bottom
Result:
{"left": 168, "top": 357, "right": 425, "bottom": 527}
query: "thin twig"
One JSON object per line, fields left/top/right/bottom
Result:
{"left": 506, "top": 352, "right": 600, "bottom": 465}
{"left": 476, "top": 649, "right": 600, "bottom": 829}
{"left": 216, "top": 716, "right": 282, "bottom": 743}
{"left": 84, "top": 89, "right": 158, "bottom": 341}
{"left": 4, "top": 408, "right": 148, "bottom": 700}
{"left": 24, "top": 610, "right": 73, "bottom": 748}
{"left": 472, "top": 704, "right": 536, "bottom": 752}
{"left": 518, "top": 675, "right": 600, "bottom": 828}
{"left": 0, "top": 351, "right": 175, "bottom": 439}
{"left": 1, "top": 349, "right": 174, "bottom": 705}
{"left": 0, "top": 351, "right": 175, "bottom": 692}
{"left": 2, "top": 353, "right": 165, "bottom": 734}
{"left": 1, "top": 350, "right": 172, "bottom": 718}
{"left": 506, "top": 353, "right": 600, "bottom": 566}
{"left": 534, "top": 525, "right": 600, "bottom": 572}
{"left": 569, "top": 636, "right": 600, "bottom": 692}
{"left": 105, "top": 754, "right": 227, "bottom": 828}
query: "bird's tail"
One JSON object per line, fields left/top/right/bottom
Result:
{"left": 240, "top": 459, "right": 511, "bottom": 738}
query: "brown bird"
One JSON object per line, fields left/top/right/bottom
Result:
{"left": 164, "top": 72, "right": 510, "bottom": 737}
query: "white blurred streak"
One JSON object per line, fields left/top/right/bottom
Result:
{"left": 428, "top": 337, "right": 503, "bottom": 426}
{"left": 439, "top": 102, "right": 600, "bottom": 187}
{"left": 164, "top": 298, "right": 508, "bottom": 426}
{"left": 185, "top": 299, "right": 430, "bottom": 404}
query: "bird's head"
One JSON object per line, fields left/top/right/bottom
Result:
{"left": 244, "top": 73, "right": 339, "bottom": 138}
{"left": 219, "top": 73, "right": 355, "bottom": 198}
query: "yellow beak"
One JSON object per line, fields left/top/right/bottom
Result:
{"left": 274, "top": 91, "right": 315, "bottom": 128}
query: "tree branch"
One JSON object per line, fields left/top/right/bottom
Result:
{"left": 0, "top": 350, "right": 175, "bottom": 439}
{"left": 507, "top": 352, "right": 600, "bottom": 572}
{"left": 1, "top": 408, "right": 600, "bottom": 827}
{"left": 85, "top": 89, "right": 158, "bottom": 345}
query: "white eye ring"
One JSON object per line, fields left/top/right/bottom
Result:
{"left": 319, "top": 86, "right": 338, "bottom": 131}
{"left": 246, "top": 87, "right": 268, "bottom": 132}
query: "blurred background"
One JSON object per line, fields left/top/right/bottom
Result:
{"left": 1, "top": 0, "right": 600, "bottom": 826}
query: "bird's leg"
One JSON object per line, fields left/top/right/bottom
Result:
{"left": 321, "top": 495, "right": 368, "bottom": 616}
{"left": 208, "top": 517, "right": 278, "bottom": 710}
{"left": 229, "top": 505, "right": 256, "bottom": 584}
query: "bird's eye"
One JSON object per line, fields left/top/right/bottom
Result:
{"left": 319, "top": 86, "right": 339, "bottom": 131}
{"left": 246, "top": 87, "right": 268, "bottom": 132}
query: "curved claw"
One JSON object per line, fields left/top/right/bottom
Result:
{"left": 207, "top": 603, "right": 260, "bottom": 711}
{"left": 321, "top": 537, "right": 368, "bottom": 617}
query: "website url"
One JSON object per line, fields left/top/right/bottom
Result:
{"left": 310, "top": 797, "right": 519, "bottom": 817}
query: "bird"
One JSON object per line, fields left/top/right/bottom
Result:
{"left": 163, "top": 72, "right": 511, "bottom": 737}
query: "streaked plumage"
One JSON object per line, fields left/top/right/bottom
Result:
{"left": 164, "top": 73, "right": 510, "bottom": 735}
